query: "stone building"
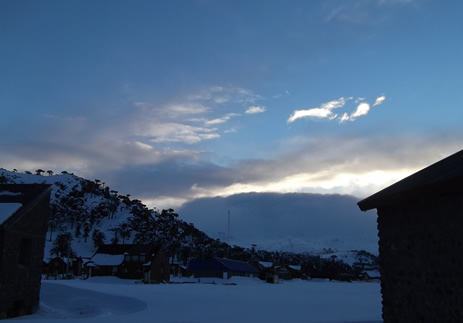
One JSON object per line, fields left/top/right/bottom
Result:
{"left": 358, "top": 150, "right": 463, "bottom": 322}
{"left": 0, "top": 184, "right": 53, "bottom": 319}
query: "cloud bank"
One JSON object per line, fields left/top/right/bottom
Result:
{"left": 178, "top": 192, "right": 379, "bottom": 253}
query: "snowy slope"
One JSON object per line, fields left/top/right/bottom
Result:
{"left": 18, "top": 277, "right": 382, "bottom": 323}
{"left": 0, "top": 169, "right": 134, "bottom": 259}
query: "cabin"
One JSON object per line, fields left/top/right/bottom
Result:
{"left": 170, "top": 257, "right": 191, "bottom": 277}
{"left": 252, "top": 261, "right": 275, "bottom": 282}
{"left": 0, "top": 184, "right": 53, "bottom": 319}
{"left": 252, "top": 261, "right": 303, "bottom": 283}
{"left": 188, "top": 257, "right": 259, "bottom": 279}
{"left": 86, "top": 244, "right": 170, "bottom": 283}
{"left": 45, "top": 256, "right": 83, "bottom": 279}
{"left": 276, "top": 264, "right": 303, "bottom": 280}
{"left": 358, "top": 149, "right": 463, "bottom": 322}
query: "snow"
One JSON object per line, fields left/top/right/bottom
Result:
{"left": 0, "top": 202, "right": 22, "bottom": 225}
{"left": 88, "top": 254, "right": 125, "bottom": 266}
{"left": 12, "top": 277, "right": 382, "bottom": 322}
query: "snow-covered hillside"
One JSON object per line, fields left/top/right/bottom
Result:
{"left": 0, "top": 169, "right": 135, "bottom": 259}
{"left": 1, "top": 169, "right": 379, "bottom": 271}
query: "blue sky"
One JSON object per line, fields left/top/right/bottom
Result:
{"left": 1, "top": 0, "right": 463, "bottom": 209}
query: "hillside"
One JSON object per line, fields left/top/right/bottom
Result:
{"left": 0, "top": 168, "right": 379, "bottom": 276}
{"left": 0, "top": 168, "right": 212, "bottom": 261}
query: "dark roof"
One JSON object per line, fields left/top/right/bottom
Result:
{"left": 188, "top": 257, "right": 259, "bottom": 274}
{"left": 0, "top": 184, "right": 53, "bottom": 230}
{"left": 94, "top": 244, "right": 159, "bottom": 256}
{"left": 358, "top": 150, "right": 463, "bottom": 211}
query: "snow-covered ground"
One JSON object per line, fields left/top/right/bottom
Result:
{"left": 11, "top": 276, "right": 382, "bottom": 323}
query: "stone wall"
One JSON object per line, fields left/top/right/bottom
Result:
{"left": 0, "top": 192, "right": 50, "bottom": 319}
{"left": 377, "top": 188, "right": 463, "bottom": 322}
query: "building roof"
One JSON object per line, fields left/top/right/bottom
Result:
{"left": 88, "top": 253, "right": 125, "bottom": 266}
{"left": 89, "top": 244, "right": 161, "bottom": 266}
{"left": 188, "top": 257, "right": 259, "bottom": 274}
{"left": 358, "top": 150, "right": 463, "bottom": 211}
{"left": 0, "top": 184, "right": 53, "bottom": 230}
{"left": 93, "top": 244, "right": 158, "bottom": 256}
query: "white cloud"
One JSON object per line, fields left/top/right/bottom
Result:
{"left": 206, "top": 117, "right": 231, "bottom": 125}
{"left": 129, "top": 86, "right": 264, "bottom": 145}
{"left": 288, "top": 108, "right": 332, "bottom": 123}
{"left": 245, "top": 106, "right": 266, "bottom": 114}
{"left": 167, "top": 103, "right": 210, "bottom": 115}
{"left": 188, "top": 86, "right": 262, "bottom": 105}
{"left": 373, "top": 95, "right": 386, "bottom": 106}
{"left": 340, "top": 112, "right": 350, "bottom": 123}
{"left": 351, "top": 102, "right": 371, "bottom": 118}
{"left": 224, "top": 128, "right": 237, "bottom": 133}
{"left": 289, "top": 95, "right": 385, "bottom": 123}
{"left": 288, "top": 97, "right": 347, "bottom": 123}
{"left": 320, "top": 97, "right": 346, "bottom": 110}
{"left": 136, "top": 122, "right": 220, "bottom": 144}
{"left": 205, "top": 113, "right": 240, "bottom": 125}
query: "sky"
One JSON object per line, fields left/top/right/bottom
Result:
{"left": 1, "top": 0, "right": 463, "bottom": 210}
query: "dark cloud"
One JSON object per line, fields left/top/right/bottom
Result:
{"left": 178, "top": 192, "right": 379, "bottom": 254}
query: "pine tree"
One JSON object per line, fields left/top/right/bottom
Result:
{"left": 50, "top": 232, "right": 74, "bottom": 257}
{"left": 92, "top": 229, "right": 106, "bottom": 248}
{"left": 83, "top": 221, "right": 91, "bottom": 242}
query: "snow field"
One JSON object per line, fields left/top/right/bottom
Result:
{"left": 12, "top": 277, "right": 382, "bottom": 323}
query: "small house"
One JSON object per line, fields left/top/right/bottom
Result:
{"left": 188, "top": 257, "right": 259, "bottom": 279}
{"left": 358, "top": 149, "right": 463, "bottom": 322}
{"left": 86, "top": 244, "right": 169, "bottom": 282}
{"left": 276, "top": 264, "right": 303, "bottom": 280}
{"left": 252, "top": 262, "right": 303, "bottom": 283}
{"left": 0, "top": 184, "right": 52, "bottom": 319}
{"left": 170, "top": 257, "right": 191, "bottom": 277}
{"left": 45, "top": 256, "right": 83, "bottom": 279}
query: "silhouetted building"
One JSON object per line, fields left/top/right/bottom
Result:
{"left": 0, "top": 184, "right": 52, "bottom": 319}
{"left": 86, "top": 244, "right": 170, "bottom": 283}
{"left": 188, "top": 257, "right": 259, "bottom": 279}
{"left": 358, "top": 150, "right": 463, "bottom": 322}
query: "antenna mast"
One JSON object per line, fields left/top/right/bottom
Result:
{"left": 227, "top": 210, "right": 230, "bottom": 236}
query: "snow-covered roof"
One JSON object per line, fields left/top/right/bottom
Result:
{"left": 0, "top": 196, "right": 22, "bottom": 225}
{"left": 0, "top": 185, "right": 53, "bottom": 229}
{"left": 90, "top": 253, "right": 125, "bottom": 266}
{"left": 0, "top": 190, "right": 22, "bottom": 197}
{"left": 258, "top": 261, "right": 273, "bottom": 268}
